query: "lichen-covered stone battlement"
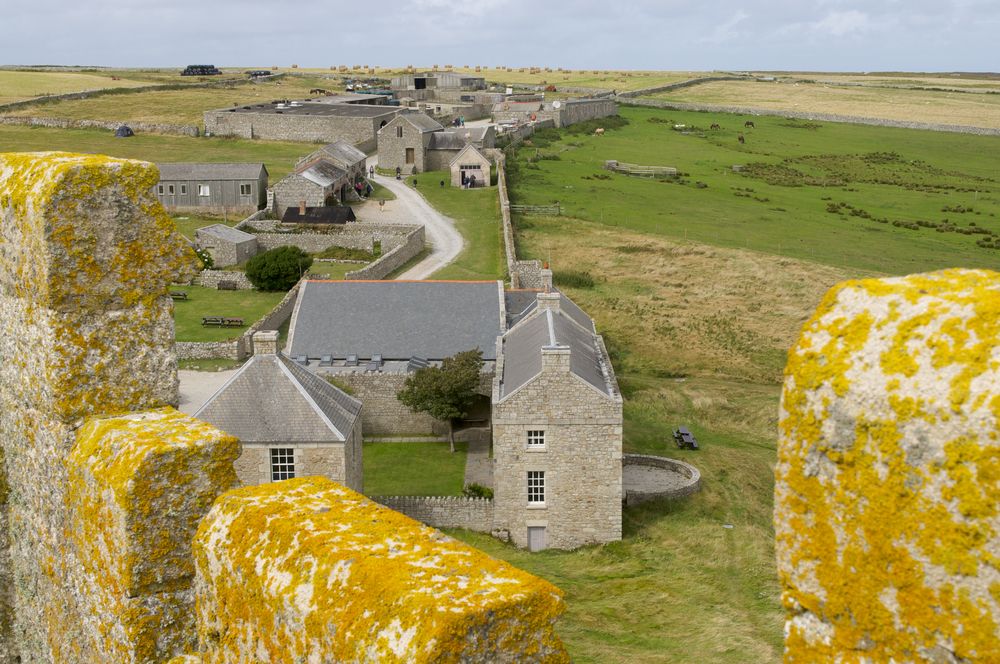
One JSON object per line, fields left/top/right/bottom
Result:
{"left": 191, "top": 477, "right": 567, "bottom": 663}
{"left": 776, "top": 269, "right": 1000, "bottom": 660}
{"left": 0, "top": 152, "right": 569, "bottom": 663}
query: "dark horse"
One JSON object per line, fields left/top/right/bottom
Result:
{"left": 744, "top": 120, "right": 755, "bottom": 129}
{"left": 738, "top": 133, "right": 745, "bottom": 144}
{"left": 710, "top": 123, "right": 721, "bottom": 130}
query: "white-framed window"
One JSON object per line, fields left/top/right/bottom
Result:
{"left": 240, "top": 183, "right": 252, "bottom": 196}
{"left": 198, "top": 184, "right": 211, "bottom": 197}
{"left": 527, "top": 430, "right": 545, "bottom": 448}
{"left": 180, "top": 184, "right": 187, "bottom": 195}
{"left": 167, "top": 184, "right": 175, "bottom": 195}
{"left": 270, "top": 448, "right": 295, "bottom": 481}
{"left": 157, "top": 184, "right": 164, "bottom": 194}
{"left": 527, "top": 471, "right": 545, "bottom": 504}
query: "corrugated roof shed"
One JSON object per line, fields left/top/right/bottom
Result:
{"left": 287, "top": 281, "right": 504, "bottom": 361}
{"left": 157, "top": 163, "right": 266, "bottom": 181}
{"left": 195, "top": 353, "right": 361, "bottom": 442}
{"left": 298, "top": 161, "right": 347, "bottom": 188}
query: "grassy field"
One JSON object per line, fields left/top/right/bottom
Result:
{"left": 507, "top": 106, "right": 1000, "bottom": 275}
{"left": 652, "top": 79, "right": 1000, "bottom": 129}
{"left": 363, "top": 441, "right": 468, "bottom": 496}
{"left": 406, "top": 170, "right": 505, "bottom": 280}
{"left": 0, "top": 70, "right": 155, "bottom": 105}
{"left": 173, "top": 285, "right": 285, "bottom": 342}
{"left": 306, "top": 261, "right": 366, "bottom": 279}
{"left": 0, "top": 124, "right": 315, "bottom": 181}
{"left": 5, "top": 74, "right": 346, "bottom": 126}
{"left": 171, "top": 213, "right": 242, "bottom": 240}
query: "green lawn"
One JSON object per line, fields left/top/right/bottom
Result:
{"left": 406, "top": 170, "right": 505, "bottom": 280}
{"left": 306, "top": 261, "right": 365, "bottom": 279}
{"left": 506, "top": 106, "right": 1000, "bottom": 275}
{"left": 173, "top": 284, "right": 286, "bottom": 341}
{"left": 363, "top": 441, "right": 468, "bottom": 496}
{"left": 0, "top": 124, "right": 318, "bottom": 182}
{"left": 171, "top": 213, "right": 243, "bottom": 241}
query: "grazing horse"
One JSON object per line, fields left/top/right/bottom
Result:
{"left": 710, "top": 123, "right": 721, "bottom": 130}
{"left": 738, "top": 133, "right": 745, "bottom": 144}
{"left": 594, "top": 128, "right": 605, "bottom": 136}
{"left": 744, "top": 120, "right": 755, "bottom": 129}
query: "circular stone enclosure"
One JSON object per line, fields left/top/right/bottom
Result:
{"left": 622, "top": 454, "right": 701, "bottom": 505}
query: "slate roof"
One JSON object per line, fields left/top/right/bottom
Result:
{"left": 287, "top": 281, "right": 503, "bottom": 361}
{"left": 196, "top": 224, "right": 256, "bottom": 244}
{"left": 447, "top": 144, "right": 490, "bottom": 167}
{"left": 311, "top": 141, "right": 367, "bottom": 169}
{"left": 428, "top": 131, "right": 469, "bottom": 150}
{"left": 157, "top": 163, "right": 266, "bottom": 181}
{"left": 500, "top": 307, "right": 611, "bottom": 399}
{"left": 396, "top": 113, "right": 444, "bottom": 133}
{"left": 195, "top": 353, "right": 361, "bottom": 443}
{"left": 282, "top": 206, "right": 356, "bottom": 224}
{"left": 297, "top": 161, "right": 347, "bottom": 188}
{"left": 503, "top": 291, "right": 594, "bottom": 331}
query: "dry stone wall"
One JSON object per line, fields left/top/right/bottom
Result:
{"left": 373, "top": 496, "right": 494, "bottom": 532}
{"left": 776, "top": 269, "right": 1000, "bottom": 661}
{"left": 344, "top": 225, "right": 424, "bottom": 280}
{"left": 193, "top": 269, "right": 254, "bottom": 290}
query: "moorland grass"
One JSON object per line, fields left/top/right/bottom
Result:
{"left": 172, "top": 285, "right": 285, "bottom": 342}
{"left": 363, "top": 441, "right": 468, "bottom": 496}
{"left": 406, "top": 170, "right": 505, "bottom": 280}
{"left": 0, "top": 70, "right": 153, "bottom": 105}
{"left": 507, "top": 105, "right": 1000, "bottom": 275}
{"left": 0, "top": 124, "right": 315, "bottom": 181}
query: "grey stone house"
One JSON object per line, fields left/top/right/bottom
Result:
{"left": 194, "top": 224, "right": 258, "bottom": 267}
{"left": 297, "top": 140, "right": 368, "bottom": 185}
{"left": 377, "top": 113, "right": 445, "bottom": 175}
{"left": 449, "top": 144, "right": 492, "bottom": 188}
{"left": 154, "top": 162, "right": 267, "bottom": 214}
{"left": 270, "top": 159, "right": 355, "bottom": 219}
{"left": 195, "top": 331, "right": 363, "bottom": 492}
{"left": 283, "top": 277, "right": 623, "bottom": 550}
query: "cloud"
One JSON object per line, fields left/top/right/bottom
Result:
{"left": 811, "top": 10, "right": 874, "bottom": 36}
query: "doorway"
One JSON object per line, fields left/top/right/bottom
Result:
{"left": 527, "top": 526, "right": 547, "bottom": 552}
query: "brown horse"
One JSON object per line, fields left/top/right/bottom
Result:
{"left": 710, "top": 123, "right": 721, "bottom": 130}
{"left": 744, "top": 120, "right": 755, "bottom": 129}
{"left": 738, "top": 133, "right": 745, "bottom": 144}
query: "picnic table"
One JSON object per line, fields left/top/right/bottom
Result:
{"left": 673, "top": 427, "right": 699, "bottom": 450}
{"left": 201, "top": 316, "right": 245, "bottom": 328}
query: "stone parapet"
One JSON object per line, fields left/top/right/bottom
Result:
{"left": 776, "top": 269, "right": 1000, "bottom": 661}
{"left": 191, "top": 477, "right": 568, "bottom": 663}
{"left": 373, "top": 495, "right": 494, "bottom": 532}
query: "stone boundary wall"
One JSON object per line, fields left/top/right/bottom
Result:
{"left": 0, "top": 115, "right": 200, "bottom": 137}
{"left": 622, "top": 98, "right": 1000, "bottom": 136}
{"left": 175, "top": 340, "right": 244, "bottom": 361}
{"left": 345, "top": 225, "right": 425, "bottom": 280}
{"left": 496, "top": 154, "right": 542, "bottom": 288}
{"left": 622, "top": 454, "right": 701, "bottom": 505}
{"left": 252, "top": 278, "right": 303, "bottom": 333}
{"left": 372, "top": 496, "right": 494, "bottom": 532}
{"left": 617, "top": 75, "right": 748, "bottom": 99}
{"left": 193, "top": 269, "right": 253, "bottom": 290}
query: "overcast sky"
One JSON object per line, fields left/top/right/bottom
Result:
{"left": 3, "top": 0, "right": 995, "bottom": 72}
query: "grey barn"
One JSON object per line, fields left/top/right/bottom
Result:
{"left": 154, "top": 162, "right": 268, "bottom": 214}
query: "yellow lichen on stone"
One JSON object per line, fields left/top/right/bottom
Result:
{"left": 192, "top": 477, "right": 568, "bottom": 663}
{"left": 776, "top": 269, "right": 1000, "bottom": 661}
{"left": 67, "top": 408, "right": 239, "bottom": 662}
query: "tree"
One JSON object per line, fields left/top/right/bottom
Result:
{"left": 397, "top": 349, "right": 483, "bottom": 453}
{"left": 244, "top": 246, "right": 313, "bottom": 291}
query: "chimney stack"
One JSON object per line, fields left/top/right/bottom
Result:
{"left": 536, "top": 291, "right": 560, "bottom": 313}
{"left": 253, "top": 330, "right": 279, "bottom": 356}
{"left": 540, "top": 345, "right": 571, "bottom": 373}
{"left": 540, "top": 266, "right": 553, "bottom": 292}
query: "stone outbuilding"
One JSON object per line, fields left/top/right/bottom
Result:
{"left": 377, "top": 113, "right": 445, "bottom": 175}
{"left": 153, "top": 162, "right": 268, "bottom": 214}
{"left": 297, "top": 140, "right": 368, "bottom": 185}
{"left": 194, "top": 224, "right": 259, "bottom": 267}
{"left": 270, "top": 159, "right": 355, "bottom": 219}
{"left": 195, "top": 331, "right": 363, "bottom": 492}
{"left": 450, "top": 144, "right": 492, "bottom": 188}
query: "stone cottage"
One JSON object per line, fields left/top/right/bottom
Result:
{"left": 377, "top": 113, "right": 445, "bottom": 175}
{"left": 283, "top": 277, "right": 623, "bottom": 550}
{"left": 194, "top": 224, "right": 258, "bottom": 267}
{"left": 270, "top": 158, "right": 354, "bottom": 219}
{"left": 296, "top": 140, "right": 368, "bottom": 184}
{"left": 195, "top": 331, "right": 363, "bottom": 492}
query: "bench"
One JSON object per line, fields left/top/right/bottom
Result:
{"left": 673, "top": 427, "right": 699, "bottom": 450}
{"left": 169, "top": 291, "right": 188, "bottom": 300}
{"left": 201, "top": 316, "right": 245, "bottom": 328}
{"left": 217, "top": 280, "right": 238, "bottom": 291}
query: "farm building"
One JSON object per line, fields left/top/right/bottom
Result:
{"left": 377, "top": 114, "right": 497, "bottom": 174}
{"left": 492, "top": 97, "right": 618, "bottom": 128}
{"left": 195, "top": 331, "right": 363, "bottom": 492}
{"left": 153, "top": 162, "right": 268, "bottom": 214}
{"left": 283, "top": 276, "right": 623, "bottom": 550}
{"left": 296, "top": 140, "right": 368, "bottom": 183}
{"left": 203, "top": 100, "right": 402, "bottom": 151}
{"left": 270, "top": 159, "right": 355, "bottom": 219}
{"left": 281, "top": 205, "right": 357, "bottom": 224}
{"left": 391, "top": 72, "right": 487, "bottom": 93}
{"left": 450, "top": 144, "right": 493, "bottom": 188}
{"left": 194, "top": 224, "right": 258, "bottom": 268}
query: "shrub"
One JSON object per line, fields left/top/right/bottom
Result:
{"left": 194, "top": 247, "right": 214, "bottom": 269}
{"left": 462, "top": 483, "right": 494, "bottom": 499}
{"left": 554, "top": 270, "right": 596, "bottom": 289}
{"left": 244, "top": 246, "right": 312, "bottom": 291}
